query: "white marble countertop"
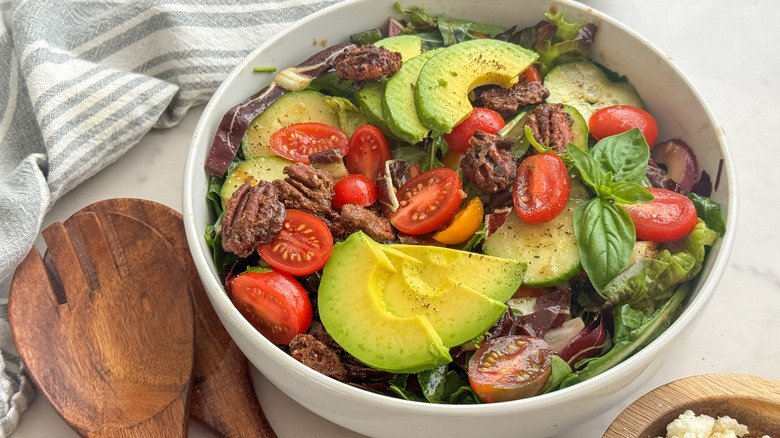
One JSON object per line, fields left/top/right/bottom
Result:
{"left": 4, "top": 0, "right": 780, "bottom": 437}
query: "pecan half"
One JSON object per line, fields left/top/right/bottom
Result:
{"left": 339, "top": 204, "right": 396, "bottom": 242}
{"left": 220, "top": 181, "right": 285, "bottom": 258}
{"left": 289, "top": 334, "right": 348, "bottom": 381}
{"left": 273, "top": 163, "right": 339, "bottom": 224}
{"left": 333, "top": 45, "right": 403, "bottom": 82}
{"left": 460, "top": 130, "right": 519, "bottom": 193}
{"left": 472, "top": 81, "right": 550, "bottom": 118}
{"left": 524, "top": 103, "right": 574, "bottom": 154}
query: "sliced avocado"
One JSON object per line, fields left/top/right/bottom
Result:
{"left": 242, "top": 90, "right": 367, "bottom": 158}
{"left": 354, "top": 36, "right": 423, "bottom": 138}
{"left": 383, "top": 48, "right": 444, "bottom": 144}
{"left": 318, "top": 233, "right": 451, "bottom": 373}
{"left": 414, "top": 39, "right": 538, "bottom": 136}
{"left": 381, "top": 256, "right": 509, "bottom": 347}
{"left": 318, "top": 232, "right": 526, "bottom": 373}
{"left": 219, "top": 155, "right": 293, "bottom": 205}
{"left": 544, "top": 61, "right": 644, "bottom": 122}
{"left": 375, "top": 35, "right": 423, "bottom": 62}
{"left": 385, "top": 244, "right": 525, "bottom": 303}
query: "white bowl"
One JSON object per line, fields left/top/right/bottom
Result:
{"left": 183, "top": 1, "right": 737, "bottom": 436}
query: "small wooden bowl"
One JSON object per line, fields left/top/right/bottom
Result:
{"left": 603, "top": 373, "right": 780, "bottom": 438}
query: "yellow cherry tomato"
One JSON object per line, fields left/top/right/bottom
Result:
{"left": 440, "top": 150, "right": 464, "bottom": 170}
{"left": 432, "top": 197, "right": 484, "bottom": 245}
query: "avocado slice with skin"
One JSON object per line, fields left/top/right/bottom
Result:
{"left": 318, "top": 232, "right": 526, "bottom": 373}
{"left": 415, "top": 39, "right": 539, "bottom": 136}
{"left": 383, "top": 48, "right": 444, "bottom": 144}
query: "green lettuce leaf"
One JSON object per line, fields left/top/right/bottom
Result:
{"left": 599, "top": 220, "right": 719, "bottom": 311}
{"left": 558, "top": 281, "right": 691, "bottom": 389}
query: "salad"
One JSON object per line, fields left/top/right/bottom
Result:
{"left": 203, "top": 4, "right": 725, "bottom": 404}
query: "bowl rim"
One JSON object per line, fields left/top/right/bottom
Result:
{"left": 182, "top": 0, "right": 738, "bottom": 416}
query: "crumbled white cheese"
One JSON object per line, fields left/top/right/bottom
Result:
{"left": 656, "top": 410, "right": 772, "bottom": 438}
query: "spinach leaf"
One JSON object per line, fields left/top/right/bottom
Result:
{"left": 392, "top": 145, "right": 427, "bottom": 165}
{"left": 418, "top": 365, "right": 476, "bottom": 403}
{"left": 388, "top": 374, "right": 424, "bottom": 401}
{"left": 541, "top": 355, "right": 573, "bottom": 393}
{"left": 437, "top": 15, "right": 507, "bottom": 45}
{"left": 558, "top": 281, "right": 691, "bottom": 388}
{"left": 573, "top": 198, "right": 635, "bottom": 292}
{"left": 688, "top": 193, "right": 726, "bottom": 237}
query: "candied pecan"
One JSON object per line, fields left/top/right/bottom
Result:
{"left": 339, "top": 203, "right": 396, "bottom": 242}
{"left": 333, "top": 45, "right": 403, "bottom": 82}
{"left": 289, "top": 334, "right": 348, "bottom": 381}
{"left": 273, "top": 163, "right": 339, "bottom": 224}
{"left": 524, "top": 103, "right": 574, "bottom": 154}
{"left": 220, "top": 181, "right": 285, "bottom": 257}
{"left": 472, "top": 81, "right": 550, "bottom": 118}
{"left": 460, "top": 130, "right": 518, "bottom": 193}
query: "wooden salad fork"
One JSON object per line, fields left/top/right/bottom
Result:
{"left": 9, "top": 211, "right": 195, "bottom": 437}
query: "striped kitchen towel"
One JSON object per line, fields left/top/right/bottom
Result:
{"left": 0, "top": 0, "right": 341, "bottom": 434}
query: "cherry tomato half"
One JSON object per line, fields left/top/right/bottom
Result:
{"left": 468, "top": 335, "right": 553, "bottom": 403}
{"left": 589, "top": 105, "right": 658, "bottom": 148}
{"left": 257, "top": 209, "right": 334, "bottom": 276}
{"left": 432, "top": 196, "right": 484, "bottom": 245}
{"left": 346, "top": 124, "right": 391, "bottom": 182}
{"left": 332, "top": 174, "right": 378, "bottom": 209}
{"left": 512, "top": 152, "right": 570, "bottom": 224}
{"left": 388, "top": 167, "right": 464, "bottom": 235}
{"left": 229, "top": 270, "right": 313, "bottom": 345}
{"left": 519, "top": 65, "right": 541, "bottom": 83}
{"left": 269, "top": 122, "right": 349, "bottom": 163}
{"left": 620, "top": 187, "right": 698, "bottom": 243}
{"left": 443, "top": 107, "right": 505, "bottom": 153}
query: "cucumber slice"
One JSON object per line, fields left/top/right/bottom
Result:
{"left": 544, "top": 61, "right": 643, "bottom": 122}
{"left": 242, "top": 90, "right": 367, "bottom": 159}
{"left": 219, "top": 155, "right": 293, "bottom": 205}
{"left": 482, "top": 199, "right": 583, "bottom": 287}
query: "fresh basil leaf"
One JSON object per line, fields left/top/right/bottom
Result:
{"left": 573, "top": 198, "right": 635, "bottom": 292}
{"left": 687, "top": 193, "right": 726, "bottom": 237}
{"left": 567, "top": 144, "right": 603, "bottom": 191}
{"left": 605, "top": 182, "right": 654, "bottom": 204}
{"left": 590, "top": 128, "right": 650, "bottom": 184}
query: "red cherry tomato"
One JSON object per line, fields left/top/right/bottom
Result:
{"left": 346, "top": 124, "right": 391, "bottom": 182}
{"left": 621, "top": 187, "right": 698, "bottom": 243}
{"left": 229, "top": 270, "right": 313, "bottom": 345}
{"left": 387, "top": 167, "right": 463, "bottom": 235}
{"left": 589, "top": 105, "right": 659, "bottom": 148}
{"left": 443, "top": 107, "right": 505, "bottom": 153}
{"left": 332, "top": 174, "right": 378, "bottom": 208}
{"left": 519, "top": 65, "right": 541, "bottom": 83}
{"left": 512, "top": 152, "right": 570, "bottom": 224}
{"left": 257, "top": 209, "right": 333, "bottom": 276}
{"left": 467, "top": 335, "right": 553, "bottom": 403}
{"left": 269, "top": 122, "right": 348, "bottom": 163}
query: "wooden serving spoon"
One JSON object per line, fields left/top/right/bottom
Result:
{"left": 9, "top": 211, "right": 195, "bottom": 437}
{"left": 78, "top": 198, "right": 277, "bottom": 438}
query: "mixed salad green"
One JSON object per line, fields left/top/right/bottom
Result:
{"left": 203, "top": 4, "right": 725, "bottom": 404}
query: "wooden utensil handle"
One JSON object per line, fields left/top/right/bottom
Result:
{"left": 189, "top": 342, "right": 277, "bottom": 438}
